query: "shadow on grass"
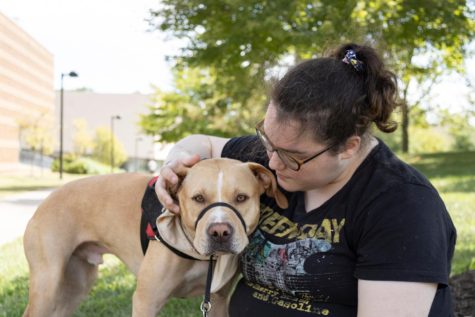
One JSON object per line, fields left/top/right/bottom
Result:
{"left": 434, "top": 178, "right": 475, "bottom": 193}
{"left": 409, "top": 152, "right": 475, "bottom": 179}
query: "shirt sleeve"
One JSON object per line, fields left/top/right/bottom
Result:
{"left": 354, "top": 183, "right": 456, "bottom": 287}
{"left": 221, "top": 135, "right": 269, "bottom": 167}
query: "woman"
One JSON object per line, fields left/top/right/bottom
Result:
{"left": 156, "top": 43, "right": 456, "bottom": 316}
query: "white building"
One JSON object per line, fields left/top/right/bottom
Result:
{"left": 54, "top": 91, "right": 171, "bottom": 171}
{"left": 0, "top": 12, "right": 54, "bottom": 170}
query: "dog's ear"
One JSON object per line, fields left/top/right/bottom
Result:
{"left": 246, "top": 162, "right": 288, "bottom": 209}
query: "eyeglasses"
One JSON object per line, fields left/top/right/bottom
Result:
{"left": 255, "top": 120, "right": 333, "bottom": 171}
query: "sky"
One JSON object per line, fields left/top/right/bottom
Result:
{"left": 0, "top": 0, "right": 473, "bottom": 117}
{"left": 0, "top": 0, "right": 177, "bottom": 94}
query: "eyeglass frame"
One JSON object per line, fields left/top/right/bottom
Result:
{"left": 255, "top": 120, "right": 334, "bottom": 171}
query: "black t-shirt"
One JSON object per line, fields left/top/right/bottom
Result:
{"left": 221, "top": 136, "right": 456, "bottom": 317}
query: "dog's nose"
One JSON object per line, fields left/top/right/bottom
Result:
{"left": 207, "top": 223, "right": 233, "bottom": 243}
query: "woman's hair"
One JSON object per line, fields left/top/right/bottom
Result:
{"left": 271, "top": 43, "right": 400, "bottom": 149}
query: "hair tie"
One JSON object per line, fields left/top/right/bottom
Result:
{"left": 342, "top": 49, "right": 364, "bottom": 72}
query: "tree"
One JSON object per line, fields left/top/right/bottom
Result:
{"left": 17, "top": 112, "right": 55, "bottom": 174}
{"left": 439, "top": 109, "right": 475, "bottom": 151}
{"left": 145, "top": 0, "right": 475, "bottom": 151}
{"left": 18, "top": 112, "right": 55, "bottom": 156}
{"left": 91, "top": 127, "right": 128, "bottom": 167}
{"left": 352, "top": 0, "right": 475, "bottom": 152}
{"left": 140, "top": 67, "right": 267, "bottom": 141}
{"left": 72, "top": 118, "right": 93, "bottom": 156}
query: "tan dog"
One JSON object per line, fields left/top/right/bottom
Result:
{"left": 23, "top": 158, "right": 288, "bottom": 317}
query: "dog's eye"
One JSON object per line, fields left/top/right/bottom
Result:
{"left": 236, "top": 194, "right": 248, "bottom": 203}
{"left": 192, "top": 194, "right": 205, "bottom": 203}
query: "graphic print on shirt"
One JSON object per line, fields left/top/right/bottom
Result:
{"left": 240, "top": 204, "right": 347, "bottom": 315}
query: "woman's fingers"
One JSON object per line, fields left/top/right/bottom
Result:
{"left": 182, "top": 153, "right": 201, "bottom": 167}
{"left": 155, "top": 154, "right": 202, "bottom": 214}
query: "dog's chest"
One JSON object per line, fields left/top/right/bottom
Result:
{"left": 173, "top": 261, "right": 209, "bottom": 297}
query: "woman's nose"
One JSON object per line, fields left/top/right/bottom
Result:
{"left": 268, "top": 151, "right": 286, "bottom": 171}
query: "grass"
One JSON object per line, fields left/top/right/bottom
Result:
{"left": 406, "top": 152, "right": 475, "bottom": 274}
{"left": 0, "top": 241, "right": 201, "bottom": 317}
{"left": 1, "top": 151, "right": 474, "bottom": 316}
{"left": 0, "top": 171, "right": 86, "bottom": 199}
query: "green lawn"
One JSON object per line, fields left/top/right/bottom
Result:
{"left": 0, "top": 172, "right": 86, "bottom": 199}
{"left": 0, "top": 243, "right": 201, "bottom": 317}
{"left": 1, "top": 151, "right": 474, "bottom": 316}
{"left": 406, "top": 152, "right": 475, "bottom": 274}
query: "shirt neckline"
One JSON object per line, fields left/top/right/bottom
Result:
{"left": 294, "top": 139, "right": 383, "bottom": 219}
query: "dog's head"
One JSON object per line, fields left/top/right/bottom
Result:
{"left": 173, "top": 158, "right": 288, "bottom": 256}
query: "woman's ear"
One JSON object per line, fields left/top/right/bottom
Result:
{"left": 246, "top": 162, "right": 288, "bottom": 209}
{"left": 339, "top": 136, "right": 361, "bottom": 160}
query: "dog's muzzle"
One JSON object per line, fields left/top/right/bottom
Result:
{"left": 194, "top": 202, "right": 247, "bottom": 233}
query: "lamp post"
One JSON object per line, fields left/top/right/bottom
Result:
{"left": 59, "top": 71, "right": 78, "bottom": 179}
{"left": 134, "top": 136, "right": 143, "bottom": 172}
{"left": 110, "top": 115, "right": 121, "bottom": 173}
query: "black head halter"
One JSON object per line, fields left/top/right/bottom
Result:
{"left": 194, "top": 201, "right": 248, "bottom": 317}
{"left": 194, "top": 202, "right": 247, "bottom": 232}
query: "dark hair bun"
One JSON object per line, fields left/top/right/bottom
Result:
{"left": 332, "top": 43, "right": 400, "bottom": 133}
{"left": 271, "top": 42, "right": 400, "bottom": 148}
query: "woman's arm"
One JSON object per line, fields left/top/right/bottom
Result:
{"left": 357, "top": 280, "right": 437, "bottom": 317}
{"left": 164, "top": 134, "right": 229, "bottom": 163}
{"left": 155, "top": 134, "right": 229, "bottom": 213}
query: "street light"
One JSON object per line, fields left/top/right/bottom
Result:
{"left": 59, "top": 71, "right": 79, "bottom": 180}
{"left": 134, "top": 136, "right": 143, "bottom": 172}
{"left": 110, "top": 115, "right": 121, "bottom": 173}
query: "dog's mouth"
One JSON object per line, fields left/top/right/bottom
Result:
{"left": 196, "top": 236, "right": 249, "bottom": 256}
{"left": 206, "top": 243, "right": 237, "bottom": 256}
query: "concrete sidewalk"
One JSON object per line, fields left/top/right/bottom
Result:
{"left": 0, "top": 189, "right": 54, "bottom": 246}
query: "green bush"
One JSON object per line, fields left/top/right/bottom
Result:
{"left": 373, "top": 129, "right": 401, "bottom": 152}
{"left": 66, "top": 159, "right": 89, "bottom": 174}
{"left": 51, "top": 156, "right": 123, "bottom": 174}
{"left": 451, "top": 129, "right": 475, "bottom": 151}
{"left": 440, "top": 110, "right": 475, "bottom": 152}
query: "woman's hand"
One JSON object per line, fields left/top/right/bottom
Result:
{"left": 155, "top": 154, "right": 201, "bottom": 213}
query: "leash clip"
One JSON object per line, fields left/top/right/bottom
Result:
{"left": 200, "top": 301, "right": 212, "bottom": 316}
{"left": 200, "top": 255, "right": 216, "bottom": 317}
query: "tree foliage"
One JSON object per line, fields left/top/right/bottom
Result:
{"left": 91, "top": 127, "right": 128, "bottom": 166}
{"left": 439, "top": 109, "right": 475, "bottom": 151}
{"left": 18, "top": 112, "right": 55, "bottom": 155}
{"left": 140, "top": 67, "right": 267, "bottom": 141}
{"left": 144, "top": 0, "right": 475, "bottom": 150}
{"left": 72, "top": 118, "right": 94, "bottom": 156}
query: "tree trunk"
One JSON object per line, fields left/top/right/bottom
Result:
{"left": 401, "top": 101, "right": 409, "bottom": 153}
{"left": 401, "top": 79, "right": 410, "bottom": 153}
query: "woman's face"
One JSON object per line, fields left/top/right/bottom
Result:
{"left": 262, "top": 103, "right": 343, "bottom": 192}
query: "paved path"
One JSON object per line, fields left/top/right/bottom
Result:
{"left": 0, "top": 189, "right": 54, "bottom": 245}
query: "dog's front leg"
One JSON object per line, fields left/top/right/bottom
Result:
{"left": 210, "top": 292, "right": 229, "bottom": 317}
{"left": 209, "top": 272, "right": 241, "bottom": 317}
{"left": 132, "top": 242, "right": 190, "bottom": 317}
